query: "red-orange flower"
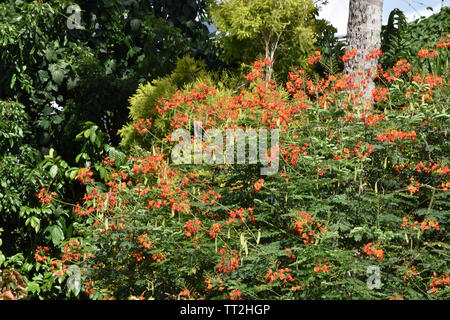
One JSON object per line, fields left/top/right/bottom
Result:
{"left": 209, "top": 223, "right": 222, "bottom": 239}
{"left": 36, "top": 188, "right": 56, "bottom": 205}
{"left": 76, "top": 167, "right": 94, "bottom": 184}
{"left": 363, "top": 243, "right": 383, "bottom": 260}
{"left": 342, "top": 49, "right": 357, "bottom": 63}
{"left": 366, "top": 49, "right": 382, "bottom": 61}
{"left": 229, "top": 289, "right": 242, "bottom": 300}
{"left": 308, "top": 51, "right": 322, "bottom": 65}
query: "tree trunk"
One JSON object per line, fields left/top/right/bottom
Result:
{"left": 344, "top": 0, "right": 383, "bottom": 103}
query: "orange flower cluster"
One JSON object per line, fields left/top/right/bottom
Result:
{"left": 436, "top": 38, "right": 450, "bottom": 49}
{"left": 60, "top": 239, "right": 84, "bottom": 263}
{"left": 429, "top": 271, "right": 450, "bottom": 294}
{"left": 156, "top": 83, "right": 216, "bottom": 115}
{"left": 335, "top": 74, "right": 358, "bottom": 91}
{"left": 401, "top": 217, "right": 440, "bottom": 231}
{"left": 377, "top": 129, "right": 417, "bottom": 142}
{"left": 415, "top": 161, "right": 441, "bottom": 174}
{"left": 366, "top": 49, "right": 382, "bottom": 61}
{"left": 36, "top": 188, "right": 56, "bottom": 205}
{"left": 226, "top": 207, "right": 246, "bottom": 225}
{"left": 333, "top": 147, "right": 350, "bottom": 161}
{"left": 184, "top": 219, "right": 202, "bottom": 239}
{"left": 424, "top": 74, "right": 443, "bottom": 89}
{"left": 178, "top": 289, "right": 190, "bottom": 298}
{"left": 135, "top": 118, "right": 152, "bottom": 134}
{"left": 74, "top": 203, "right": 94, "bottom": 216}
{"left": 342, "top": 49, "right": 357, "bottom": 63}
{"left": 34, "top": 246, "right": 50, "bottom": 263}
{"left": 50, "top": 259, "right": 68, "bottom": 277}
{"left": 43, "top": 240, "right": 93, "bottom": 277}
{"left": 209, "top": 223, "right": 222, "bottom": 239}
{"left": 75, "top": 186, "right": 119, "bottom": 216}
{"left": 205, "top": 277, "right": 225, "bottom": 292}
{"left": 413, "top": 162, "right": 449, "bottom": 191}
{"left": 316, "top": 163, "right": 327, "bottom": 177}
{"left": 171, "top": 113, "right": 189, "bottom": 129}
{"left": 103, "top": 156, "right": 115, "bottom": 167}
{"left": 136, "top": 233, "right": 152, "bottom": 250}
{"left": 363, "top": 243, "right": 384, "bottom": 260}
{"left": 291, "top": 285, "right": 302, "bottom": 292}
{"left": 291, "top": 211, "right": 324, "bottom": 244}
{"left": 314, "top": 264, "right": 331, "bottom": 273}
{"left": 286, "top": 69, "right": 307, "bottom": 96}
{"left": 244, "top": 60, "right": 266, "bottom": 82}
{"left": 308, "top": 51, "right": 322, "bottom": 65}
{"left": 152, "top": 252, "right": 164, "bottom": 263}
{"left": 131, "top": 153, "right": 192, "bottom": 216}
{"left": 282, "top": 142, "right": 310, "bottom": 165}
{"left": 85, "top": 280, "right": 96, "bottom": 296}
{"left": 417, "top": 49, "right": 438, "bottom": 59}
{"left": 361, "top": 112, "right": 386, "bottom": 127}
{"left": 377, "top": 65, "right": 395, "bottom": 83}
{"left": 392, "top": 59, "right": 411, "bottom": 78}
{"left": 372, "top": 87, "right": 389, "bottom": 103}
{"left": 98, "top": 220, "right": 126, "bottom": 233}
{"left": 132, "top": 250, "right": 164, "bottom": 263}
{"left": 81, "top": 187, "right": 99, "bottom": 203}
{"left": 406, "top": 178, "right": 420, "bottom": 194}
{"left": 200, "top": 189, "right": 222, "bottom": 204}
{"left": 76, "top": 167, "right": 94, "bottom": 184}
{"left": 265, "top": 268, "right": 295, "bottom": 284}
{"left": 229, "top": 289, "right": 242, "bottom": 300}
{"left": 440, "top": 181, "right": 450, "bottom": 192}
{"left": 253, "top": 178, "right": 264, "bottom": 192}
{"left": 217, "top": 245, "right": 240, "bottom": 274}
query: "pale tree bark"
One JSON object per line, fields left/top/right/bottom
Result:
{"left": 263, "top": 32, "right": 281, "bottom": 88}
{"left": 344, "top": 0, "right": 383, "bottom": 103}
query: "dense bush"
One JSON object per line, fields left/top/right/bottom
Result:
{"left": 0, "top": 100, "right": 80, "bottom": 299}
{"left": 1, "top": 3, "right": 449, "bottom": 301}
{"left": 0, "top": 0, "right": 218, "bottom": 157}
{"left": 33, "top": 36, "right": 449, "bottom": 300}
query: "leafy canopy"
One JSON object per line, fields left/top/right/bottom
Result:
{"left": 209, "top": 0, "right": 317, "bottom": 78}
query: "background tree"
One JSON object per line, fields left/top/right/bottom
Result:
{"left": 344, "top": 0, "right": 384, "bottom": 102}
{"left": 0, "top": 0, "right": 217, "bottom": 159}
{"left": 209, "top": 0, "right": 317, "bottom": 85}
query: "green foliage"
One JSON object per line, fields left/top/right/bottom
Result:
{"left": 0, "top": 100, "right": 82, "bottom": 299}
{"left": 0, "top": 0, "right": 218, "bottom": 158}
{"left": 69, "top": 50, "right": 449, "bottom": 300}
{"left": 0, "top": 0, "right": 449, "bottom": 302}
{"left": 209, "top": 0, "right": 317, "bottom": 79}
{"left": 312, "top": 20, "right": 345, "bottom": 76}
{"left": 381, "top": 6, "right": 450, "bottom": 70}
{"left": 119, "top": 56, "right": 211, "bottom": 149}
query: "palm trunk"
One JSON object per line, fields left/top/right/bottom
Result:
{"left": 344, "top": 0, "right": 383, "bottom": 104}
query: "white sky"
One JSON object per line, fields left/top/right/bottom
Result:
{"left": 318, "top": 0, "right": 449, "bottom": 36}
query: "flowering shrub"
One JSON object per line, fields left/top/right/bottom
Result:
{"left": 33, "top": 36, "right": 450, "bottom": 300}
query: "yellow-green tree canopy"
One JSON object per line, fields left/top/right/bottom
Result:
{"left": 210, "top": 0, "right": 317, "bottom": 81}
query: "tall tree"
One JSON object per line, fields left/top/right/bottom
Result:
{"left": 210, "top": 0, "right": 317, "bottom": 85}
{"left": 0, "top": 0, "right": 216, "bottom": 158}
{"left": 344, "top": 0, "right": 383, "bottom": 102}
